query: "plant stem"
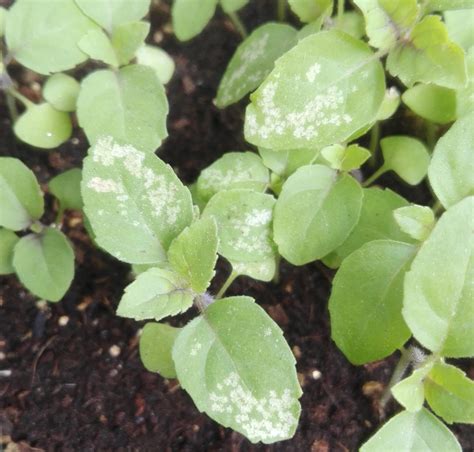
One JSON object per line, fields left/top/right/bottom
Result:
{"left": 216, "top": 271, "right": 238, "bottom": 299}
{"left": 432, "top": 199, "right": 444, "bottom": 216}
{"left": 228, "top": 12, "right": 248, "bottom": 39}
{"left": 273, "top": 255, "right": 281, "bottom": 284}
{"left": 277, "top": 0, "right": 286, "bottom": 22}
{"left": 380, "top": 346, "right": 412, "bottom": 409}
{"left": 425, "top": 121, "right": 438, "bottom": 150}
{"left": 337, "top": 0, "right": 345, "bottom": 26}
{"left": 5, "top": 91, "right": 18, "bottom": 122}
{"left": 369, "top": 122, "right": 381, "bottom": 167}
{"left": 6, "top": 87, "right": 34, "bottom": 109}
{"left": 362, "top": 165, "right": 386, "bottom": 187}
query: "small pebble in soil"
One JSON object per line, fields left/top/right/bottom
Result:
{"left": 58, "top": 316, "right": 69, "bottom": 327}
{"left": 0, "top": 370, "right": 12, "bottom": 377}
{"left": 292, "top": 345, "right": 302, "bottom": 359}
{"left": 0, "top": 352, "right": 5, "bottom": 361}
{"left": 108, "top": 345, "right": 121, "bottom": 358}
{"left": 311, "top": 369, "right": 322, "bottom": 380}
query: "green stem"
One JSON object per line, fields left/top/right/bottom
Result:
{"left": 337, "top": 0, "right": 345, "bottom": 26}
{"left": 216, "top": 271, "right": 238, "bottom": 299}
{"left": 380, "top": 346, "right": 412, "bottom": 409}
{"left": 369, "top": 122, "right": 381, "bottom": 167}
{"left": 227, "top": 12, "right": 248, "bottom": 39}
{"left": 432, "top": 199, "right": 444, "bottom": 216}
{"left": 425, "top": 121, "right": 438, "bottom": 150}
{"left": 273, "top": 255, "right": 281, "bottom": 284}
{"left": 5, "top": 91, "right": 18, "bottom": 122}
{"left": 363, "top": 165, "right": 386, "bottom": 187}
{"left": 6, "top": 87, "right": 34, "bottom": 109}
{"left": 277, "top": 0, "right": 286, "bottom": 22}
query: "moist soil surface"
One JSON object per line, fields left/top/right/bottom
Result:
{"left": 1, "top": 1, "right": 473, "bottom": 451}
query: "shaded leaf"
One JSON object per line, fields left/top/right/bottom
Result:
{"left": 49, "top": 168, "right": 83, "bottom": 211}
{"left": 172, "top": 0, "right": 217, "bottom": 41}
{"left": 0, "top": 228, "right": 19, "bottom": 275}
{"left": 135, "top": 45, "right": 175, "bottom": 84}
{"left": 13, "top": 227, "right": 74, "bottom": 302}
{"left": 43, "top": 74, "right": 80, "bottom": 113}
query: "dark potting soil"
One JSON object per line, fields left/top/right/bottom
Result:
{"left": 1, "top": 1, "right": 473, "bottom": 451}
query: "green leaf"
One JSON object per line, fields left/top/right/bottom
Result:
{"left": 172, "top": 0, "right": 218, "bottom": 41}
{"left": 117, "top": 268, "right": 195, "bottom": 321}
{"left": 220, "top": 0, "right": 249, "bottom": 13}
{"left": 78, "top": 28, "right": 119, "bottom": 66}
{"left": 274, "top": 165, "right": 363, "bottom": 265}
{"left": 135, "top": 45, "right": 175, "bottom": 84}
{"left": 43, "top": 74, "right": 80, "bottom": 113}
{"left": 258, "top": 147, "right": 319, "bottom": 178}
{"left": 321, "top": 144, "right": 370, "bottom": 171}
{"left": 231, "top": 256, "right": 277, "bottom": 282}
{"left": 297, "top": 20, "right": 325, "bottom": 40}
{"left": 456, "top": 47, "right": 474, "bottom": 118}
{"left": 0, "top": 6, "right": 7, "bottom": 38}
{"left": 74, "top": 0, "right": 150, "bottom": 31}
{"left": 0, "top": 157, "right": 44, "bottom": 231}
{"left": 402, "top": 84, "right": 457, "bottom": 124}
{"left": 168, "top": 217, "right": 218, "bottom": 293}
{"left": 288, "top": 0, "right": 333, "bottom": 23}
{"left": 14, "top": 103, "right": 72, "bottom": 150}
{"left": 393, "top": 205, "right": 435, "bottom": 241}
{"left": 445, "top": 9, "right": 474, "bottom": 50}
{"left": 0, "top": 229, "right": 19, "bottom": 275}
{"left": 387, "top": 15, "right": 467, "bottom": 89}
{"left": 77, "top": 65, "right": 168, "bottom": 153}
{"left": 377, "top": 87, "right": 401, "bottom": 121}
{"left": 324, "top": 187, "right": 413, "bottom": 268}
{"left": 117, "top": 267, "right": 194, "bottom": 321}
{"left": 329, "top": 240, "right": 415, "bottom": 364}
{"left": 49, "top": 168, "right": 83, "bottom": 211}
{"left": 244, "top": 31, "right": 385, "bottom": 151}
{"left": 5, "top": 0, "right": 97, "bottom": 74}
{"left": 332, "top": 11, "right": 366, "bottom": 39}
{"left": 428, "top": 112, "right": 474, "bottom": 208}
{"left": 380, "top": 136, "right": 430, "bottom": 185}
{"left": 197, "top": 152, "right": 269, "bottom": 204}
{"left": 216, "top": 23, "right": 298, "bottom": 108}
{"left": 360, "top": 408, "right": 462, "bottom": 452}
{"left": 82, "top": 137, "right": 193, "bottom": 263}
{"left": 172, "top": 296, "right": 302, "bottom": 444}
{"left": 354, "top": 0, "right": 419, "bottom": 50}
{"left": 140, "top": 322, "right": 180, "bottom": 378}
{"left": 392, "top": 364, "right": 434, "bottom": 412}
{"left": 403, "top": 196, "right": 474, "bottom": 357}
{"left": 111, "top": 21, "right": 150, "bottom": 66}
{"left": 425, "top": 0, "right": 474, "bottom": 13}
{"left": 425, "top": 361, "right": 474, "bottom": 424}
{"left": 203, "top": 189, "right": 276, "bottom": 263}
{"left": 13, "top": 227, "right": 74, "bottom": 302}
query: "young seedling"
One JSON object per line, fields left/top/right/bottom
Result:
{"left": 0, "top": 158, "right": 76, "bottom": 302}
{"left": 0, "top": 0, "right": 173, "bottom": 152}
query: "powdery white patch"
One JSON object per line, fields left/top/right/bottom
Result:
{"left": 200, "top": 162, "right": 256, "bottom": 194}
{"left": 190, "top": 341, "right": 202, "bottom": 356}
{"left": 246, "top": 77, "right": 354, "bottom": 143}
{"left": 208, "top": 371, "right": 298, "bottom": 442}
{"left": 227, "top": 207, "right": 273, "bottom": 256}
{"left": 306, "top": 63, "right": 321, "bottom": 83}
{"left": 87, "top": 177, "right": 123, "bottom": 193}
{"left": 90, "top": 136, "right": 184, "bottom": 227}
{"left": 219, "top": 33, "right": 270, "bottom": 104}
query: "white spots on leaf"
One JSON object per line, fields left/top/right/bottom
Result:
{"left": 219, "top": 33, "right": 270, "bottom": 104}
{"left": 227, "top": 207, "right": 274, "bottom": 256}
{"left": 306, "top": 63, "right": 321, "bottom": 83}
{"left": 87, "top": 177, "right": 123, "bottom": 193}
{"left": 190, "top": 341, "right": 202, "bottom": 356}
{"left": 208, "top": 372, "right": 298, "bottom": 442}
{"left": 89, "top": 136, "right": 184, "bottom": 227}
{"left": 200, "top": 161, "right": 257, "bottom": 195}
{"left": 246, "top": 66, "right": 355, "bottom": 143}
{"left": 264, "top": 328, "right": 272, "bottom": 337}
